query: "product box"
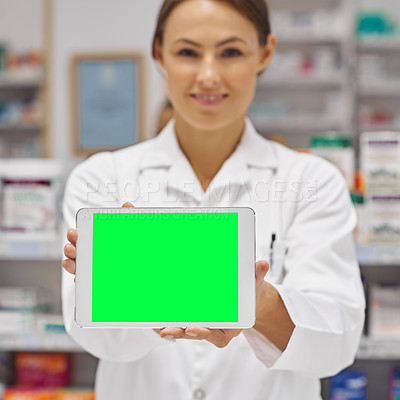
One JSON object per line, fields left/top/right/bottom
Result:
{"left": 15, "top": 353, "right": 71, "bottom": 388}
{"left": 369, "top": 284, "right": 400, "bottom": 338}
{"left": 0, "top": 310, "right": 35, "bottom": 334}
{"left": 388, "top": 367, "right": 400, "bottom": 400}
{"left": 35, "top": 314, "right": 66, "bottom": 334}
{"left": 0, "top": 287, "right": 44, "bottom": 310}
{"left": 3, "top": 388, "right": 55, "bottom": 400}
{"left": 310, "top": 136, "right": 355, "bottom": 189}
{"left": 0, "top": 159, "right": 62, "bottom": 233}
{"left": 360, "top": 131, "right": 400, "bottom": 195}
{"left": 330, "top": 369, "right": 367, "bottom": 400}
{"left": 55, "top": 389, "right": 95, "bottom": 400}
{"left": 365, "top": 195, "right": 400, "bottom": 244}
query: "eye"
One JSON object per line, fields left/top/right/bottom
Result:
{"left": 221, "top": 48, "right": 243, "bottom": 58}
{"left": 177, "top": 48, "right": 198, "bottom": 57}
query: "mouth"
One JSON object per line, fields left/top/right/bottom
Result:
{"left": 190, "top": 93, "right": 229, "bottom": 106}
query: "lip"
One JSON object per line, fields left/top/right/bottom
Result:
{"left": 190, "top": 93, "right": 229, "bottom": 106}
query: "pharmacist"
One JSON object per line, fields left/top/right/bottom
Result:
{"left": 62, "top": 0, "right": 365, "bottom": 399}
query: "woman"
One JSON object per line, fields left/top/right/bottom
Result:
{"left": 62, "top": 1, "right": 365, "bottom": 399}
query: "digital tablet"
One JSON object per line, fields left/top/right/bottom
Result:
{"left": 75, "top": 207, "right": 255, "bottom": 329}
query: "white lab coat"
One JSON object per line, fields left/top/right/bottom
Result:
{"left": 62, "top": 119, "right": 365, "bottom": 400}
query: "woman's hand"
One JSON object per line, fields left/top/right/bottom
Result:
{"left": 160, "top": 260, "right": 269, "bottom": 348}
{"left": 62, "top": 202, "right": 134, "bottom": 276}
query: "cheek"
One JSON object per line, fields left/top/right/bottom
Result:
{"left": 226, "top": 62, "right": 258, "bottom": 95}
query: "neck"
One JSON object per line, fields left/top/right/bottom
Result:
{"left": 174, "top": 115, "right": 246, "bottom": 192}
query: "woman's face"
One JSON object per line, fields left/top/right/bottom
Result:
{"left": 155, "top": 0, "right": 275, "bottom": 132}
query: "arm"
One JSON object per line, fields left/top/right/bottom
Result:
{"left": 244, "top": 159, "right": 365, "bottom": 377}
{"left": 62, "top": 154, "right": 170, "bottom": 362}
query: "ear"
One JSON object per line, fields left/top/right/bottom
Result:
{"left": 153, "top": 37, "right": 165, "bottom": 69}
{"left": 257, "top": 33, "right": 276, "bottom": 74}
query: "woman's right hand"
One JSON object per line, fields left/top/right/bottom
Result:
{"left": 62, "top": 202, "right": 134, "bottom": 276}
{"left": 62, "top": 228, "right": 78, "bottom": 275}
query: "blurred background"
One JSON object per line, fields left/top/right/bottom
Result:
{"left": 0, "top": 0, "right": 400, "bottom": 399}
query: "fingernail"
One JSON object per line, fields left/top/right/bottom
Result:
{"left": 163, "top": 335, "right": 174, "bottom": 340}
{"left": 186, "top": 332, "right": 198, "bottom": 337}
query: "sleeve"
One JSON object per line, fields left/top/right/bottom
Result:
{"left": 244, "top": 158, "right": 365, "bottom": 378}
{"left": 62, "top": 153, "right": 169, "bottom": 362}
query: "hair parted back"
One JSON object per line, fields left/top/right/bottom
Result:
{"left": 151, "top": 0, "right": 271, "bottom": 58}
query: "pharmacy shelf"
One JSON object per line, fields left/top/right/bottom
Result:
{"left": 358, "top": 82, "right": 400, "bottom": 98}
{"left": 250, "top": 115, "right": 343, "bottom": 133}
{"left": 358, "top": 38, "right": 400, "bottom": 52}
{"left": 277, "top": 35, "right": 343, "bottom": 45}
{"left": 357, "top": 336, "right": 400, "bottom": 360}
{"left": 0, "top": 75, "right": 42, "bottom": 89}
{"left": 0, "top": 123, "right": 40, "bottom": 133}
{"left": 357, "top": 245, "right": 400, "bottom": 267}
{"left": 0, "top": 332, "right": 83, "bottom": 352}
{"left": 0, "top": 233, "right": 62, "bottom": 261}
{"left": 259, "top": 74, "right": 347, "bottom": 88}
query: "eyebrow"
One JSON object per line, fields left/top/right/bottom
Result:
{"left": 174, "top": 37, "right": 247, "bottom": 47}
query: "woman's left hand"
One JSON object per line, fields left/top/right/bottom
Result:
{"left": 160, "top": 260, "right": 269, "bottom": 348}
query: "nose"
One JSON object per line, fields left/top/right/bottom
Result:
{"left": 196, "top": 55, "right": 220, "bottom": 88}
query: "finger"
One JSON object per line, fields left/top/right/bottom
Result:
{"left": 64, "top": 243, "right": 76, "bottom": 260}
{"left": 122, "top": 202, "right": 134, "bottom": 208}
{"left": 67, "top": 229, "right": 78, "bottom": 246}
{"left": 160, "top": 327, "right": 186, "bottom": 339}
{"left": 255, "top": 260, "right": 269, "bottom": 281}
{"left": 62, "top": 258, "right": 76, "bottom": 275}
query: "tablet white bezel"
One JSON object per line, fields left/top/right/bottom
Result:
{"left": 75, "top": 207, "right": 255, "bottom": 329}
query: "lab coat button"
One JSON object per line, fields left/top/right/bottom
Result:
{"left": 193, "top": 389, "right": 206, "bottom": 399}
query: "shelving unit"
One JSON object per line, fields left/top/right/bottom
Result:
{"left": 249, "top": 0, "right": 358, "bottom": 150}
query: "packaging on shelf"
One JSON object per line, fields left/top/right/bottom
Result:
{"left": 3, "top": 388, "right": 95, "bottom": 400}
{"left": 0, "top": 287, "right": 49, "bottom": 310}
{"left": 329, "top": 369, "right": 367, "bottom": 400}
{"left": 360, "top": 131, "right": 400, "bottom": 195}
{"left": 3, "top": 388, "right": 55, "bottom": 400}
{"left": 15, "top": 352, "right": 71, "bottom": 389}
{"left": 55, "top": 389, "right": 95, "bottom": 400}
{"left": 351, "top": 193, "right": 368, "bottom": 246}
{"left": 369, "top": 284, "right": 400, "bottom": 338}
{"left": 365, "top": 195, "right": 400, "bottom": 244}
{"left": 36, "top": 314, "right": 66, "bottom": 334}
{"left": 310, "top": 135, "right": 355, "bottom": 189}
{"left": 0, "top": 159, "right": 62, "bottom": 233}
{"left": 0, "top": 310, "right": 35, "bottom": 334}
{"left": 388, "top": 367, "right": 400, "bottom": 400}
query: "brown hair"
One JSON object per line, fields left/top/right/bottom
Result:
{"left": 152, "top": 0, "right": 271, "bottom": 58}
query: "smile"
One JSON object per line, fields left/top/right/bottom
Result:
{"left": 190, "top": 93, "right": 228, "bottom": 105}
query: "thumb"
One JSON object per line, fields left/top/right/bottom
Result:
{"left": 255, "top": 260, "right": 269, "bottom": 282}
{"left": 122, "top": 202, "right": 134, "bottom": 208}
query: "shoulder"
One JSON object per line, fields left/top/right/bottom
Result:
{"left": 67, "top": 137, "right": 158, "bottom": 183}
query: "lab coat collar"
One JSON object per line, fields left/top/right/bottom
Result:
{"left": 138, "top": 118, "right": 278, "bottom": 199}
{"left": 140, "top": 118, "right": 278, "bottom": 170}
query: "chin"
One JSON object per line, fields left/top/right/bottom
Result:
{"left": 187, "top": 112, "right": 243, "bottom": 132}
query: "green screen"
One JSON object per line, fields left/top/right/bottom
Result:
{"left": 92, "top": 212, "right": 238, "bottom": 322}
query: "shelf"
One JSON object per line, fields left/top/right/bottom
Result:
{"left": 0, "top": 332, "right": 83, "bottom": 352}
{"left": 259, "top": 74, "right": 346, "bottom": 89}
{"left": 358, "top": 38, "right": 400, "bottom": 52}
{"left": 0, "top": 233, "right": 62, "bottom": 261}
{"left": 0, "top": 74, "right": 42, "bottom": 89}
{"left": 0, "top": 123, "right": 41, "bottom": 133}
{"left": 357, "top": 245, "right": 400, "bottom": 267}
{"left": 277, "top": 35, "right": 343, "bottom": 46}
{"left": 358, "top": 81, "right": 400, "bottom": 98}
{"left": 250, "top": 115, "right": 343, "bottom": 133}
{"left": 357, "top": 336, "right": 400, "bottom": 360}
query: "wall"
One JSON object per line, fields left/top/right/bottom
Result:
{"left": 0, "top": 0, "right": 42, "bottom": 49}
{"left": 52, "top": 0, "right": 166, "bottom": 170}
